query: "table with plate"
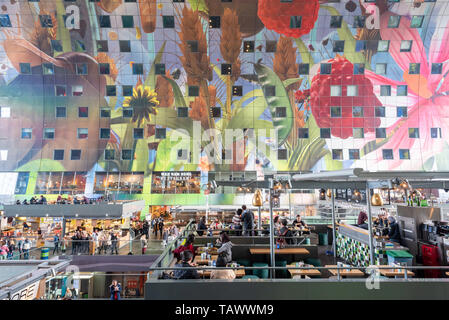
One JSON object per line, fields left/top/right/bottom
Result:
{"left": 199, "top": 268, "right": 246, "bottom": 278}
{"left": 325, "top": 265, "right": 365, "bottom": 278}
{"left": 194, "top": 255, "right": 218, "bottom": 265}
{"left": 287, "top": 263, "right": 321, "bottom": 279}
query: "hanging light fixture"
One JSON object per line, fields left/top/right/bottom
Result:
{"left": 400, "top": 179, "right": 410, "bottom": 190}
{"left": 252, "top": 189, "right": 263, "bottom": 207}
{"left": 326, "top": 189, "right": 332, "bottom": 198}
{"left": 352, "top": 189, "right": 361, "bottom": 203}
{"left": 236, "top": 186, "right": 243, "bottom": 193}
{"left": 371, "top": 192, "right": 383, "bottom": 206}
{"left": 319, "top": 189, "right": 326, "bottom": 200}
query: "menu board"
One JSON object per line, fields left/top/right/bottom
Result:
{"left": 151, "top": 172, "right": 201, "bottom": 194}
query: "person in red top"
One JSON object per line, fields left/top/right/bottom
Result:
{"left": 173, "top": 234, "right": 195, "bottom": 261}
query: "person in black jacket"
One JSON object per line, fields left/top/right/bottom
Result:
{"left": 197, "top": 217, "right": 207, "bottom": 236}
{"left": 173, "top": 250, "right": 200, "bottom": 280}
{"left": 241, "top": 205, "right": 254, "bottom": 236}
{"left": 387, "top": 216, "right": 401, "bottom": 243}
{"left": 279, "top": 219, "right": 294, "bottom": 245}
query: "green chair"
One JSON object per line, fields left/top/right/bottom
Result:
{"left": 237, "top": 259, "right": 251, "bottom": 275}
{"left": 275, "top": 260, "right": 288, "bottom": 278}
{"left": 242, "top": 275, "right": 259, "bottom": 280}
{"left": 305, "top": 258, "right": 321, "bottom": 267}
{"left": 253, "top": 262, "right": 269, "bottom": 279}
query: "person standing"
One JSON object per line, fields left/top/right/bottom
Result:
{"left": 196, "top": 217, "right": 207, "bottom": 236}
{"left": 23, "top": 238, "right": 31, "bottom": 259}
{"left": 53, "top": 234, "right": 60, "bottom": 255}
{"left": 110, "top": 280, "right": 121, "bottom": 300}
{"left": 17, "top": 238, "right": 23, "bottom": 259}
{"left": 232, "top": 209, "right": 243, "bottom": 236}
{"left": 110, "top": 232, "right": 119, "bottom": 255}
{"left": 158, "top": 219, "right": 164, "bottom": 239}
{"left": 241, "top": 205, "right": 254, "bottom": 236}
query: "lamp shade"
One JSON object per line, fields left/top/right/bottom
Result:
{"left": 326, "top": 189, "right": 332, "bottom": 198}
{"left": 252, "top": 189, "right": 263, "bottom": 207}
{"left": 371, "top": 193, "right": 383, "bottom": 206}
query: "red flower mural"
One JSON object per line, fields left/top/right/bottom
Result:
{"left": 257, "top": 0, "right": 319, "bottom": 38}
{"left": 309, "top": 55, "right": 382, "bottom": 139}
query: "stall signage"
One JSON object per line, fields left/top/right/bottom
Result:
{"left": 273, "top": 174, "right": 291, "bottom": 181}
{"left": 8, "top": 280, "right": 40, "bottom": 300}
{"left": 159, "top": 172, "right": 198, "bottom": 181}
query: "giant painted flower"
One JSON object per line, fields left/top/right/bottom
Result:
{"left": 123, "top": 85, "right": 159, "bottom": 126}
{"left": 257, "top": 0, "right": 319, "bottom": 38}
{"left": 364, "top": 11, "right": 449, "bottom": 169}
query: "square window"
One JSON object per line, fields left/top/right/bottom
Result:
{"left": 431, "top": 63, "right": 443, "bottom": 74}
{"left": 333, "top": 40, "right": 345, "bottom": 52}
{"left": 21, "top": 128, "right": 32, "bottom": 139}
{"left": 408, "top": 128, "right": 419, "bottom": 138}
{"left": 39, "top": 15, "right": 53, "bottom": 28}
{"left": 177, "top": 107, "right": 188, "bottom": 118}
{"left": 388, "top": 15, "right": 400, "bottom": 28}
{"left": 353, "top": 128, "right": 364, "bottom": 138}
{"left": 352, "top": 106, "right": 364, "bottom": 117}
{"left": 156, "top": 128, "right": 166, "bottom": 139}
{"left": 332, "top": 149, "right": 343, "bottom": 160}
{"left": 56, "top": 106, "right": 66, "bottom": 118}
{"left": 20, "top": 63, "right": 31, "bottom": 74}
{"left": 0, "top": 107, "right": 10, "bottom": 118}
{"left": 155, "top": 63, "right": 165, "bottom": 75}
{"left": 78, "top": 107, "right": 88, "bottom": 118}
{"left": 409, "top": 63, "right": 420, "bottom": 74}
{"left": 187, "top": 40, "right": 198, "bottom": 52}
{"left": 380, "top": 85, "right": 391, "bottom": 96}
{"left": 330, "top": 16, "right": 342, "bottom": 28}
{"left": 72, "top": 85, "right": 83, "bottom": 96}
{"left": 100, "top": 107, "right": 110, "bottom": 118}
{"left": 211, "top": 107, "right": 221, "bottom": 118}
{"left": 209, "top": 16, "right": 220, "bottom": 28}
{"left": 298, "top": 128, "right": 309, "bottom": 139}
{"left": 377, "top": 40, "right": 390, "bottom": 52}
{"left": 123, "top": 108, "right": 133, "bottom": 118}
{"left": 264, "top": 85, "right": 276, "bottom": 97}
{"left": 354, "top": 63, "right": 365, "bottom": 75}
{"left": 431, "top": 127, "right": 442, "bottom": 138}
{"left": 97, "top": 40, "right": 109, "bottom": 52}
{"left": 290, "top": 16, "right": 302, "bottom": 28}
{"left": 331, "top": 106, "right": 341, "bottom": 117}
{"left": 410, "top": 15, "right": 424, "bottom": 28}
{"left": 278, "top": 149, "right": 288, "bottom": 160}
{"left": 77, "top": 128, "right": 88, "bottom": 139}
{"left": 266, "top": 41, "right": 277, "bottom": 52}
{"left": 221, "top": 64, "right": 232, "bottom": 75}
{"left": 123, "top": 85, "right": 133, "bottom": 96}
{"left": 134, "top": 128, "right": 144, "bottom": 139}
{"left": 375, "top": 106, "right": 385, "bottom": 117}
{"left": 275, "top": 107, "right": 287, "bottom": 118}
{"left": 53, "top": 150, "right": 64, "bottom": 161}
{"left": 119, "top": 40, "right": 131, "bottom": 52}
{"left": 55, "top": 85, "right": 67, "bottom": 97}
{"left": 177, "top": 149, "right": 189, "bottom": 160}
{"left": 132, "top": 63, "right": 143, "bottom": 75}
{"left": 353, "top": 16, "right": 365, "bottom": 28}
{"left": 99, "top": 15, "right": 111, "bottom": 28}
{"left": 122, "top": 149, "right": 133, "bottom": 160}
{"left": 320, "top": 128, "right": 331, "bottom": 139}
{"left": 0, "top": 150, "right": 7, "bottom": 161}
{"left": 330, "top": 85, "right": 341, "bottom": 96}
{"left": 76, "top": 63, "right": 88, "bottom": 75}
{"left": 243, "top": 41, "right": 254, "bottom": 53}
{"left": 104, "top": 149, "right": 115, "bottom": 160}
{"left": 321, "top": 63, "right": 332, "bottom": 74}
{"left": 355, "top": 40, "right": 366, "bottom": 52}
{"left": 376, "top": 128, "right": 386, "bottom": 138}
{"left": 43, "top": 63, "right": 54, "bottom": 75}
{"left": 400, "top": 40, "right": 412, "bottom": 52}
{"left": 232, "top": 86, "right": 243, "bottom": 96}
{"left": 382, "top": 149, "right": 393, "bottom": 160}
{"left": 349, "top": 149, "right": 360, "bottom": 160}
{"left": 397, "top": 107, "right": 407, "bottom": 118}
{"left": 71, "top": 149, "right": 81, "bottom": 160}
{"left": 298, "top": 63, "right": 309, "bottom": 75}
{"left": 162, "top": 16, "right": 175, "bottom": 28}
{"left": 189, "top": 86, "right": 199, "bottom": 96}
{"left": 100, "top": 128, "right": 110, "bottom": 139}
{"left": 347, "top": 85, "right": 358, "bottom": 96}
{"left": 122, "top": 15, "right": 134, "bottom": 28}
{"left": 99, "top": 63, "right": 110, "bottom": 74}
{"left": 397, "top": 85, "right": 407, "bottom": 96}
{"left": 376, "top": 63, "right": 387, "bottom": 75}
{"left": 0, "top": 14, "right": 12, "bottom": 27}
{"left": 43, "top": 128, "right": 55, "bottom": 139}
{"left": 106, "top": 85, "right": 116, "bottom": 96}
{"left": 399, "top": 149, "right": 410, "bottom": 160}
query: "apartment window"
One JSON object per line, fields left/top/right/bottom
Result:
{"left": 100, "top": 128, "right": 110, "bottom": 139}
{"left": 376, "top": 63, "right": 387, "bottom": 75}
{"left": 321, "top": 63, "right": 332, "bottom": 74}
{"left": 221, "top": 64, "right": 232, "bottom": 75}
{"left": 132, "top": 63, "right": 143, "bottom": 75}
{"left": 56, "top": 106, "right": 66, "bottom": 118}
{"left": 119, "top": 40, "right": 131, "bottom": 52}
{"left": 397, "top": 107, "right": 407, "bottom": 118}
{"left": 298, "top": 128, "right": 309, "bottom": 139}
{"left": 355, "top": 40, "right": 366, "bottom": 52}
{"left": 380, "top": 85, "right": 391, "bottom": 96}
{"left": 243, "top": 41, "right": 254, "bottom": 53}
{"left": 0, "top": 150, "right": 7, "bottom": 161}
{"left": 347, "top": 85, "right": 358, "bottom": 97}
{"left": 123, "top": 85, "right": 133, "bottom": 96}
{"left": 332, "top": 149, "right": 343, "bottom": 160}
{"left": 76, "top": 63, "right": 88, "bottom": 75}
{"left": 348, "top": 149, "right": 360, "bottom": 160}
{"left": 278, "top": 149, "right": 288, "bottom": 160}
{"left": 0, "top": 14, "right": 12, "bottom": 27}
{"left": 122, "top": 149, "right": 133, "bottom": 160}
{"left": 320, "top": 128, "right": 331, "bottom": 139}
{"left": 155, "top": 128, "right": 167, "bottom": 139}
{"left": 264, "top": 85, "right": 276, "bottom": 97}
{"left": 189, "top": 86, "right": 199, "bottom": 97}
{"left": 290, "top": 16, "right": 302, "bottom": 28}
{"left": 106, "top": 85, "right": 116, "bottom": 96}
{"left": 100, "top": 107, "right": 110, "bottom": 118}
{"left": 43, "top": 128, "right": 55, "bottom": 139}
{"left": 53, "top": 150, "right": 64, "bottom": 161}
{"left": 78, "top": 107, "right": 88, "bottom": 117}
{"left": 431, "top": 127, "right": 442, "bottom": 138}
{"left": 99, "top": 63, "right": 110, "bottom": 75}
{"left": 376, "top": 128, "right": 386, "bottom": 138}
{"left": 43, "top": 63, "right": 54, "bottom": 75}
{"left": 298, "top": 63, "right": 309, "bottom": 75}
{"left": 431, "top": 63, "right": 442, "bottom": 74}
{"left": 408, "top": 128, "right": 419, "bottom": 138}
{"left": 51, "top": 40, "right": 63, "bottom": 52}
{"left": 209, "top": 16, "right": 220, "bottom": 28}
{"left": 354, "top": 63, "right": 365, "bottom": 75}
{"left": 134, "top": 128, "right": 144, "bottom": 139}
{"left": 187, "top": 40, "right": 198, "bottom": 52}
{"left": 353, "top": 16, "right": 365, "bottom": 28}
{"left": 39, "top": 15, "right": 53, "bottom": 28}
{"left": 410, "top": 16, "right": 424, "bottom": 28}
{"left": 400, "top": 40, "right": 412, "bottom": 52}
{"left": 177, "top": 107, "right": 188, "bottom": 118}
{"left": 104, "top": 150, "right": 115, "bottom": 160}
{"left": 162, "top": 16, "right": 175, "bottom": 28}
{"left": 155, "top": 64, "right": 165, "bottom": 75}
{"left": 77, "top": 128, "right": 88, "bottom": 139}
{"left": 20, "top": 63, "right": 31, "bottom": 74}
{"left": 352, "top": 106, "right": 364, "bottom": 117}
{"left": 377, "top": 40, "right": 390, "bottom": 52}
{"left": 409, "top": 63, "right": 420, "bottom": 74}
{"left": 211, "top": 107, "right": 221, "bottom": 118}
{"left": 72, "top": 85, "right": 83, "bottom": 96}
{"left": 382, "top": 149, "right": 393, "bottom": 160}
{"left": 0, "top": 106, "right": 10, "bottom": 118}
{"left": 275, "top": 107, "right": 286, "bottom": 118}
{"left": 99, "top": 15, "right": 111, "bottom": 28}
{"left": 97, "top": 40, "right": 109, "bottom": 52}
{"left": 330, "top": 16, "right": 342, "bottom": 28}
{"left": 123, "top": 108, "right": 133, "bottom": 118}
{"left": 177, "top": 149, "right": 189, "bottom": 160}
{"left": 375, "top": 106, "right": 385, "bottom": 117}
{"left": 122, "top": 16, "right": 134, "bottom": 28}
{"left": 395, "top": 85, "right": 407, "bottom": 96}
{"left": 232, "top": 86, "right": 242, "bottom": 96}
{"left": 266, "top": 41, "right": 277, "bottom": 52}
{"left": 71, "top": 149, "right": 81, "bottom": 160}
{"left": 21, "top": 128, "right": 32, "bottom": 139}
{"left": 330, "top": 106, "right": 341, "bottom": 117}
{"left": 399, "top": 149, "right": 410, "bottom": 160}
{"left": 330, "top": 85, "right": 341, "bottom": 96}
{"left": 353, "top": 128, "right": 364, "bottom": 138}
{"left": 388, "top": 15, "right": 400, "bottom": 28}
{"left": 55, "top": 85, "right": 66, "bottom": 97}
{"left": 333, "top": 40, "right": 345, "bottom": 53}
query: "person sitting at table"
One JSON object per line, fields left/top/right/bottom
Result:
{"left": 357, "top": 211, "right": 369, "bottom": 230}
{"left": 173, "top": 234, "right": 195, "bottom": 261}
{"left": 210, "top": 255, "right": 236, "bottom": 280}
{"left": 22, "top": 199, "right": 29, "bottom": 205}
{"left": 16, "top": 200, "right": 21, "bottom": 205}
{"left": 273, "top": 216, "right": 281, "bottom": 235}
{"left": 173, "top": 250, "right": 200, "bottom": 280}
{"left": 216, "top": 232, "right": 233, "bottom": 264}
{"left": 279, "top": 219, "right": 294, "bottom": 245}
{"left": 196, "top": 217, "right": 207, "bottom": 236}
{"left": 387, "top": 216, "right": 401, "bottom": 243}
{"left": 57, "top": 195, "right": 62, "bottom": 204}
{"left": 292, "top": 215, "right": 308, "bottom": 228}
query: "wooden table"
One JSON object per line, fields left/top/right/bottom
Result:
{"left": 378, "top": 268, "right": 415, "bottom": 278}
{"left": 287, "top": 264, "right": 321, "bottom": 278}
{"left": 325, "top": 265, "right": 365, "bottom": 278}
{"left": 249, "top": 248, "right": 310, "bottom": 255}
{"left": 193, "top": 255, "right": 218, "bottom": 265}
{"left": 199, "top": 268, "right": 246, "bottom": 278}
{"left": 196, "top": 247, "right": 218, "bottom": 254}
